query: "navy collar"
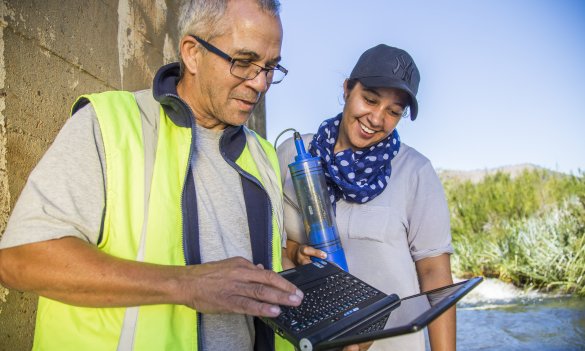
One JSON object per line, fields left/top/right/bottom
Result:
{"left": 152, "top": 62, "right": 246, "bottom": 162}
{"left": 152, "top": 62, "right": 192, "bottom": 128}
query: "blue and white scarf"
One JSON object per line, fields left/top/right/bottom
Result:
{"left": 308, "top": 113, "right": 401, "bottom": 208}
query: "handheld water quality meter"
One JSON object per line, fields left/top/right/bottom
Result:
{"left": 288, "top": 132, "right": 348, "bottom": 271}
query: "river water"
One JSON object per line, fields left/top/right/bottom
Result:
{"left": 453, "top": 278, "right": 585, "bottom": 350}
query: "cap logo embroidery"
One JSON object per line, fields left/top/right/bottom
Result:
{"left": 392, "top": 55, "right": 414, "bottom": 84}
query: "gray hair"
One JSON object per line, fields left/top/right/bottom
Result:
{"left": 178, "top": 0, "right": 281, "bottom": 41}
{"left": 177, "top": 0, "right": 281, "bottom": 76}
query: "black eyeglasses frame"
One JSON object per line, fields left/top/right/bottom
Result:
{"left": 190, "top": 35, "right": 288, "bottom": 84}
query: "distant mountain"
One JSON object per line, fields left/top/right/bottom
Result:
{"left": 437, "top": 163, "right": 554, "bottom": 183}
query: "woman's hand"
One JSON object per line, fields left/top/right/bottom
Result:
{"left": 286, "top": 239, "right": 327, "bottom": 266}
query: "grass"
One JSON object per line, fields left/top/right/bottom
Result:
{"left": 443, "top": 169, "right": 585, "bottom": 296}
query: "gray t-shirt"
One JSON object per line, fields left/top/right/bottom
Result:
{"left": 192, "top": 123, "right": 254, "bottom": 351}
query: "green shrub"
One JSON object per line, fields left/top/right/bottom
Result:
{"left": 443, "top": 169, "right": 585, "bottom": 296}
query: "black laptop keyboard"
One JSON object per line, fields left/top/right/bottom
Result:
{"left": 276, "top": 271, "right": 383, "bottom": 334}
{"left": 356, "top": 313, "right": 390, "bottom": 334}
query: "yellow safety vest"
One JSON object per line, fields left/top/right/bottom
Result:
{"left": 32, "top": 90, "right": 293, "bottom": 351}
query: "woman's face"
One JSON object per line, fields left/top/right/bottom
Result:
{"left": 335, "top": 81, "right": 410, "bottom": 152}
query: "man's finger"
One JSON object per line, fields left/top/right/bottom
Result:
{"left": 237, "top": 280, "right": 302, "bottom": 307}
{"left": 230, "top": 295, "right": 282, "bottom": 317}
{"left": 244, "top": 267, "right": 302, "bottom": 296}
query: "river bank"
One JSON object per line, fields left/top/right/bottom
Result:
{"left": 454, "top": 278, "right": 585, "bottom": 350}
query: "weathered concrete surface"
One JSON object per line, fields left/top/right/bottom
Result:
{"left": 1, "top": 1, "right": 9, "bottom": 239}
{"left": 0, "top": 1, "right": 265, "bottom": 349}
{"left": 0, "top": 1, "right": 13, "bottom": 348}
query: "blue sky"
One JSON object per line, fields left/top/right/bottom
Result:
{"left": 265, "top": 0, "right": 585, "bottom": 174}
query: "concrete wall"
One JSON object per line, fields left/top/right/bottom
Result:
{"left": 0, "top": 1, "right": 266, "bottom": 349}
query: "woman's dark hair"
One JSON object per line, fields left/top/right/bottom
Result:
{"left": 346, "top": 78, "right": 359, "bottom": 92}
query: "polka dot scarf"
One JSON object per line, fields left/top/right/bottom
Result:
{"left": 308, "top": 113, "right": 401, "bottom": 208}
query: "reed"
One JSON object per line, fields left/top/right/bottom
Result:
{"left": 443, "top": 169, "right": 585, "bottom": 296}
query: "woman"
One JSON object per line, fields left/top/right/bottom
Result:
{"left": 278, "top": 44, "right": 455, "bottom": 350}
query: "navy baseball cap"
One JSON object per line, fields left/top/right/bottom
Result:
{"left": 349, "top": 44, "right": 420, "bottom": 120}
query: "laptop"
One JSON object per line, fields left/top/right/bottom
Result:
{"left": 262, "top": 259, "right": 482, "bottom": 351}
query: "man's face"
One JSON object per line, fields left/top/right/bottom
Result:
{"left": 336, "top": 81, "right": 409, "bottom": 152}
{"left": 184, "top": 0, "right": 283, "bottom": 129}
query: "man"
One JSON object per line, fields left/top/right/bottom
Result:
{"left": 0, "top": 0, "right": 300, "bottom": 350}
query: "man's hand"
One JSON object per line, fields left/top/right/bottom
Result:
{"left": 179, "top": 257, "right": 303, "bottom": 317}
{"left": 0, "top": 237, "right": 302, "bottom": 318}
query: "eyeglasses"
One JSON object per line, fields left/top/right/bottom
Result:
{"left": 191, "top": 35, "right": 288, "bottom": 84}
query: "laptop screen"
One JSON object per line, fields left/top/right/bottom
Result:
{"left": 316, "top": 277, "right": 483, "bottom": 350}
